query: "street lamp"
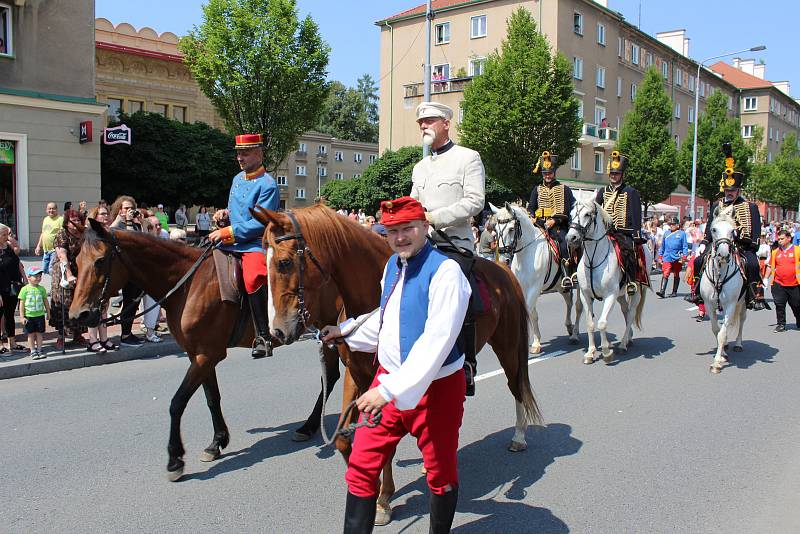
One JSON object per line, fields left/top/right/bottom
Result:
{"left": 316, "top": 154, "right": 324, "bottom": 203}
{"left": 689, "top": 45, "right": 766, "bottom": 220}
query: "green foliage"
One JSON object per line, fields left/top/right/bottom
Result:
{"left": 743, "top": 125, "right": 768, "bottom": 202}
{"left": 459, "top": 7, "right": 581, "bottom": 198}
{"left": 180, "top": 0, "right": 330, "bottom": 171}
{"left": 678, "top": 91, "right": 752, "bottom": 203}
{"left": 101, "top": 112, "right": 239, "bottom": 208}
{"left": 321, "top": 146, "right": 422, "bottom": 213}
{"left": 316, "top": 75, "right": 378, "bottom": 143}
{"left": 759, "top": 133, "right": 800, "bottom": 212}
{"left": 616, "top": 67, "right": 677, "bottom": 207}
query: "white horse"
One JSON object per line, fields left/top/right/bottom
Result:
{"left": 566, "top": 198, "right": 652, "bottom": 364}
{"left": 699, "top": 212, "right": 746, "bottom": 373}
{"left": 491, "top": 203, "right": 582, "bottom": 354}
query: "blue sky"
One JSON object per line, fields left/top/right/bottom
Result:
{"left": 95, "top": 0, "right": 794, "bottom": 94}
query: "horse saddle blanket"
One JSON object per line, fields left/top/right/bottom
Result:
{"left": 434, "top": 245, "right": 490, "bottom": 315}
{"left": 545, "top": 234, "right": 561, "bottom": 263}
{"left": 608, "top": 236, "right": 650, "bottom": 288}
{"left": 213, "top": 249, "right": 245, "bottom": 304}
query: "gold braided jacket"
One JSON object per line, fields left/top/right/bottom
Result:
{"left": 715, "top": 201, "right": 754, "bottom": 241}
{"left": 534, "top": 183, "right": 567, "bottom": 218}
{"left": 602, "top": 189, "right": 630, "bottom": 230}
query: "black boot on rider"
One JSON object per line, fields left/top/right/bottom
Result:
{"left": 670, "top": 277, "right": 680, "bottom": 297}
{"left": 656, "top": 277, "right": 668, "bottom": 298}
{"left": 749, "top": 282, "right": 769, "bottom": 311}
{"left": 343, "top": 492, "right": 377, "bottom": 534}
{"left": 462, "top": 321, "right": 477, "bottom": 397}
{"left": 686, "top": 277, "right": 703, "bottom": 304}
{"left": 248, "top": 286, "right": 272, "bottom": 359}
{"left": 429, "top": 487, "right": 458, "bottom": 534}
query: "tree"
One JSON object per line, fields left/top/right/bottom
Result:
{"left": 101, "top": 112, "right": 239, "bottom": 208}
{"left": 678, "top": 90, "right": 752, "bottom": 205}
{"left": 616, "top": 67, "right": 677, "bottom": 210}
{"left": 744, "top": 125, "right": 769, "bottom": 202}
{"left": 459, "top": 7, "right": 581, "bottom": 198}
{"left": 316, "top": 78, "right": 378, "bottom": 143}
{"left": 759, "top": 132, "right": 800, "bottom": 216}
{"left": 180, "top": 0, "right": 330, "bottom": 171}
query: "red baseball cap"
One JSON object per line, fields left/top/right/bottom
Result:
{"left": 380, "top": 196, "right": 426, "bottom": 226}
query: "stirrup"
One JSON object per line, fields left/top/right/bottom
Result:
{"left": 464, "top": 362, "right": 475, "bottom": 397}
{"left": 251, "top": 335, "right": 273, "bottom": 359}
{"left": 560, "top": 277, "right": 574, "bottom": 291}
{"left": 625, "top": 282, "right": 638, "bottom": 295}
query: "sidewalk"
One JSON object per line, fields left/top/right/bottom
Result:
{"left": 0, "top": 257, "right": 184, "bottom": 380}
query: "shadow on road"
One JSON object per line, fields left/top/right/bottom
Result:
{"left": 694, "top": 339, "right": 778, "bottom": 371}
{"left": 605, "top": 335, "right": 675, "bottom": 366}
{"left": 389, "top": 423, "right": 581, "bottom": 533}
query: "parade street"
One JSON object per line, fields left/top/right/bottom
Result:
{"left": 3, "top": 282, "right": 799, "bottom": 534}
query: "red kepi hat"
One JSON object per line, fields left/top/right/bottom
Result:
{"left": 380, "top": 196, "right": 426, "bottom": 226}
{"left": 234, "top": 133, "right": 264, "bottom": 149}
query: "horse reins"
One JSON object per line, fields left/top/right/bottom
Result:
{"left": 570, "top": 204, "right": 611, "bottom": 301}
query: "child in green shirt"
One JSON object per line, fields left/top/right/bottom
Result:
{"left": 18, "top": 267, "right": 50, "bottom": 360}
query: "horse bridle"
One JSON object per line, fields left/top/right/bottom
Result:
{"left": 569, "top": 203, "right": 608, "bottom": 243}
{"left": 272, "top": 211, "right": 330, "bottom": 328}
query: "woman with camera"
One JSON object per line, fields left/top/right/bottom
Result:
{"left": 0, "top": 223, "right": 26, "bottom": 353}
{"left": 109, "top": 195, "right": 146, "bottom": 347}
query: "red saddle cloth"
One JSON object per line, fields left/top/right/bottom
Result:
{"left": 607, "top": 235, "right": 650, "bottom": 288}
{"left": 545, "top": 234, "right": 561, "bottom": 263}
{"left": 473, "top": 271, "right": 492, "bottom": 315}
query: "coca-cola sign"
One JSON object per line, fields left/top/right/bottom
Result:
{"left": 103, "top": 124, "right": 132, "bottom": 145}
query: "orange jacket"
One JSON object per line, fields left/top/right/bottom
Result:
{"left": 769, "top": 245, "right": 800, "bottom": 285}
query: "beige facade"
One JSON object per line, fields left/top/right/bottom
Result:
{"left": 377, "top": 0, "right": 739, "bottom": 189}
{"left": 0, "top": 1, "right": 105, "bottom": 251}
{"left": 737, "top": 88, "right": 800, "bottom": 163}
{"left": 275, "top": 132, "right": 379, "bottom": 209}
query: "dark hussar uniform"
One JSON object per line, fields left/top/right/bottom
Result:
{"left": 595, "top": 151, "right": 642, "bottom": 294}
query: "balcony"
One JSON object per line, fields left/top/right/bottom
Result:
{"left": 295, "top": 150, "right": 307, "bottom": 159}
{"left": 404, "top": 76, "right": 472, "bottom": 99}
{"left": 579, "top": 122, "right": 619, "bottom": 148}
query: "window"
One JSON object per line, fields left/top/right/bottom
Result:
{"left": 353, "top": 173, "right": 362, "bottom": 179}
{"left": 151, "top": 103, "right": 168, "bottom": 117}
{"left": 631, "top": 44, "right": 640, "bottom": 65}
{"left": 470, "top": 15, "right": 487, "bottom": 38}
{"left": 674, "top": 135, "right": 680, "bottom": 148}
{"left": 616, "top": 77, "right": 622, "bottom": 98}
{"left": 594, "top": 105, "right": 606, "bottom": 126}
{"left": 674, "top": 67, "right": 683, "bottom": 86}
{"left": 618, "top": 37, "right": 623, "bottom": 57}
{"left": 369, "top": 154, "right": 377, "bottom": 164}
{"left": 727, "top": 96, "right": 733, "bottom": 110}
{"left": 631, "top": 83, "right": 637, "bottom": 101}
{"left": 597, "top": 23, "right": 605, "bottom": 45}
{"left": 317, "top": 144, "right": 327, "bottom": 155}
{"left": 295, "top": 188, "right": 306, "bottom": 200}
{"left": 688, "top": 75, "right": 695, "bottom": 92}
{"left": 432, "top": 63, "right": 450, "bottom": 83}
{"left": 435, "top": 22, "right": 450, "bottom": 44}
{"left": 334, "top": 150, "right": 343, "bottom": 161}
{"left": 743, "top": 96, "right": 758, "bottom": 111}
{"left": 469, "top": 57, "right": 486, "bottom": 77}
{"left": 573, "top": 57, "right": 583, "bottom": 80}
{"left": 172, "top": 106, "right": 187, "bottom": 123}
{"left": 0, "top": 4, "right": 12, "bottom": 56}
{"left": 699, "top": 82, "right": 705, "bottom": 97}
{"left": 107, "top": 98, "right": 123, "bottom": 119}
{"left": 646, "top": 52, "right": 653, "bottom": 67}
{"left": 334, "top": 172, "right": 344, "bottom": 180}
{"left": 594, "top": 152, "right": 604, "bottom": 174}
{"left": 576, "top": 98, "right": 584, "bottom": 120}
{"left": 688, "top": 106, "right": 694, "bottom": 124}
{"left": 674, "top": 103, "right": 681, "bottom": 119}
{"left": 596, "top": 66, "right": 606, "bottom": 89}
{"left": 574, "top": 12, "right": 583, "bottom": 35}
{"left": 276, "top": 175, "right": 288, "bottom": 186}
{"left": 298, "top": 142, "right": 307, "bottom": 153}
{"left": 769, "top": 127, "right": 773, "bottom": 140}
{"left": 571, "top": 149, "right": 582, "bottom": 171}
{"left": 354, "top": 152, "right": 363, "bottom": 163}
{"left": 128, "top": 100, "right": 144, "bottom": 114}
{"left": 295, "top": 165, "right": 307, "bottom": 176}
{"left": 742, "top": 125, "right": 754, "bottom": 138}
{"left": 661, "top": 61, "right": 669, "bottom": 79}
{"left": 318, "top": 166, "right": 327, "bottom": 177}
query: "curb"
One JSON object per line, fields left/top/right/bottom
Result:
{"left": 0, "top": 339, "right": 185, "bottom": 380}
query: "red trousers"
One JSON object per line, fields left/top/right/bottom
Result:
{"left": 242, "top": 251, "right": 267, "bottom": 293}
{"left": 346, "top": 367, "right": 465, "bottom": 497}
{"left": 662, "top": 260, "right": 683, "bottom": 277}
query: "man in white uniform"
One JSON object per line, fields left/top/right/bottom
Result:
{"left": 410, "top": 101, "right": 485, "bottom": 395}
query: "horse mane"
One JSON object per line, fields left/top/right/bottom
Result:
{"left": 82, "top": 226, "right": 202, "bottom": 260}
{"left": 579, "top": 197, "right": 613, "bottom": 227}
{"left": 289, "top": 205, "right": 390, "bottom": 260}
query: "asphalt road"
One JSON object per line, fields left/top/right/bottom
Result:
{"left": 2, "top": 279, "right": 799, "bottom": 533}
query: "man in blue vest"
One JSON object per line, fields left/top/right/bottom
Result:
{"left": 209, "top": 133, "right": 280, "bottom": 357}
{"left": 321, "top": 196, "right": 471, "bottom": 534}
{"left": 656, "top": 217, "right": 688, "bottom": 297}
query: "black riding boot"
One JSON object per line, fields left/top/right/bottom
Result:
{"left": 248, "top": 286, "right": 272, "bottom": 359}
{"left": 749, "top": 282, "right": 769, "bottom": 311}
{"left": 429, "top": 487, "right": 458, "bottom": 534}
{"left": 656, "top": 277, "right": 668, "bottom": 298}
{"left": 670, "top": 277, "right": 680, "bottom": 297}
{"left": 462, "top": 320, "right": 476, "bottom": 397}
{"left": 686, "top": 277, "right": 703, "bottom": 304}
{"left": 343, "top": 492, "right": 377, "bottom": 534}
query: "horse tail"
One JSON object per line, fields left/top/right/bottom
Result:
{"left": 634, "top": 285, "right": 647, "bottom": 330}
{"left": 512, "top": 276, "right": 542, "bottom": 426}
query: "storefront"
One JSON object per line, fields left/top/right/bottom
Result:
{"left": 0, "top": 139, "right": 15, "bottom": 232}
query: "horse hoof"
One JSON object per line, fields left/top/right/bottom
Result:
{"left": 733, "top": 346, "right": 743, "bottom": 353}
{"left": 508, "top": 441, "right": 527, "bottom": 452}
{"left": 420, "top": 466, "right": 428, "bottom": 475}
{"left": 583, "top": 356, "right": 594, "bottom": 365}
{"left": 375, "top": 503, "right": 392, "bottom": 526}
{"left": 602, "top": 353, "right": 614, "bottom": 364}
{"left": 710, "top": 365, "right": 722, "bottom": 374}
{"left": 166, "top": 466, "right": 184, "bottom": 482}
{"left": 529, "top": 345, "right": 542, "bottom": 355}
{"left": 199, "top": 448, "right": 220, "bottom": 462}
{"left": 566, "top": 325, "right": 574, "bottom": 336}
{"left": 291, "top": 430, "right": 313, "bottom": 442}
{"left": 569, "top": 337, "right": 579, "bottom": 345}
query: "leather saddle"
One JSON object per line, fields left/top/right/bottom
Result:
{"left": 213, "top": 249, "right": 251, "bottom": 347}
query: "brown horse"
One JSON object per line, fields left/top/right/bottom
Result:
{"left": 254, "top": 204, "right": 542, "bottom": 523}
{"left": 68, "top": 219, "right": 349, "bottom": 481}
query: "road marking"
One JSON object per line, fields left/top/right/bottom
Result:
{"left": 475, "top": 349, "right": 568, "bottom": 382}
{"left": 686, "top": 306, "right": 699, "bottom": 311}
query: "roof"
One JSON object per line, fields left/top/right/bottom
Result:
{"left": 709, "top": 61, "right": 773, "bottom": 90}
{"left": 377, "top": 0, "right": 492, "bottom": 24}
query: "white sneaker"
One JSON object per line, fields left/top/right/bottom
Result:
{"left": 145, "top": 332, "right": 162, "bottom": 343}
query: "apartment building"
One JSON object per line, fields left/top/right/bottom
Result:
{"left": 0, "top": 0, "right": 106, "bottom": 250}
{"left": 376, "top": 0, "right": 739, "bottom": 197}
